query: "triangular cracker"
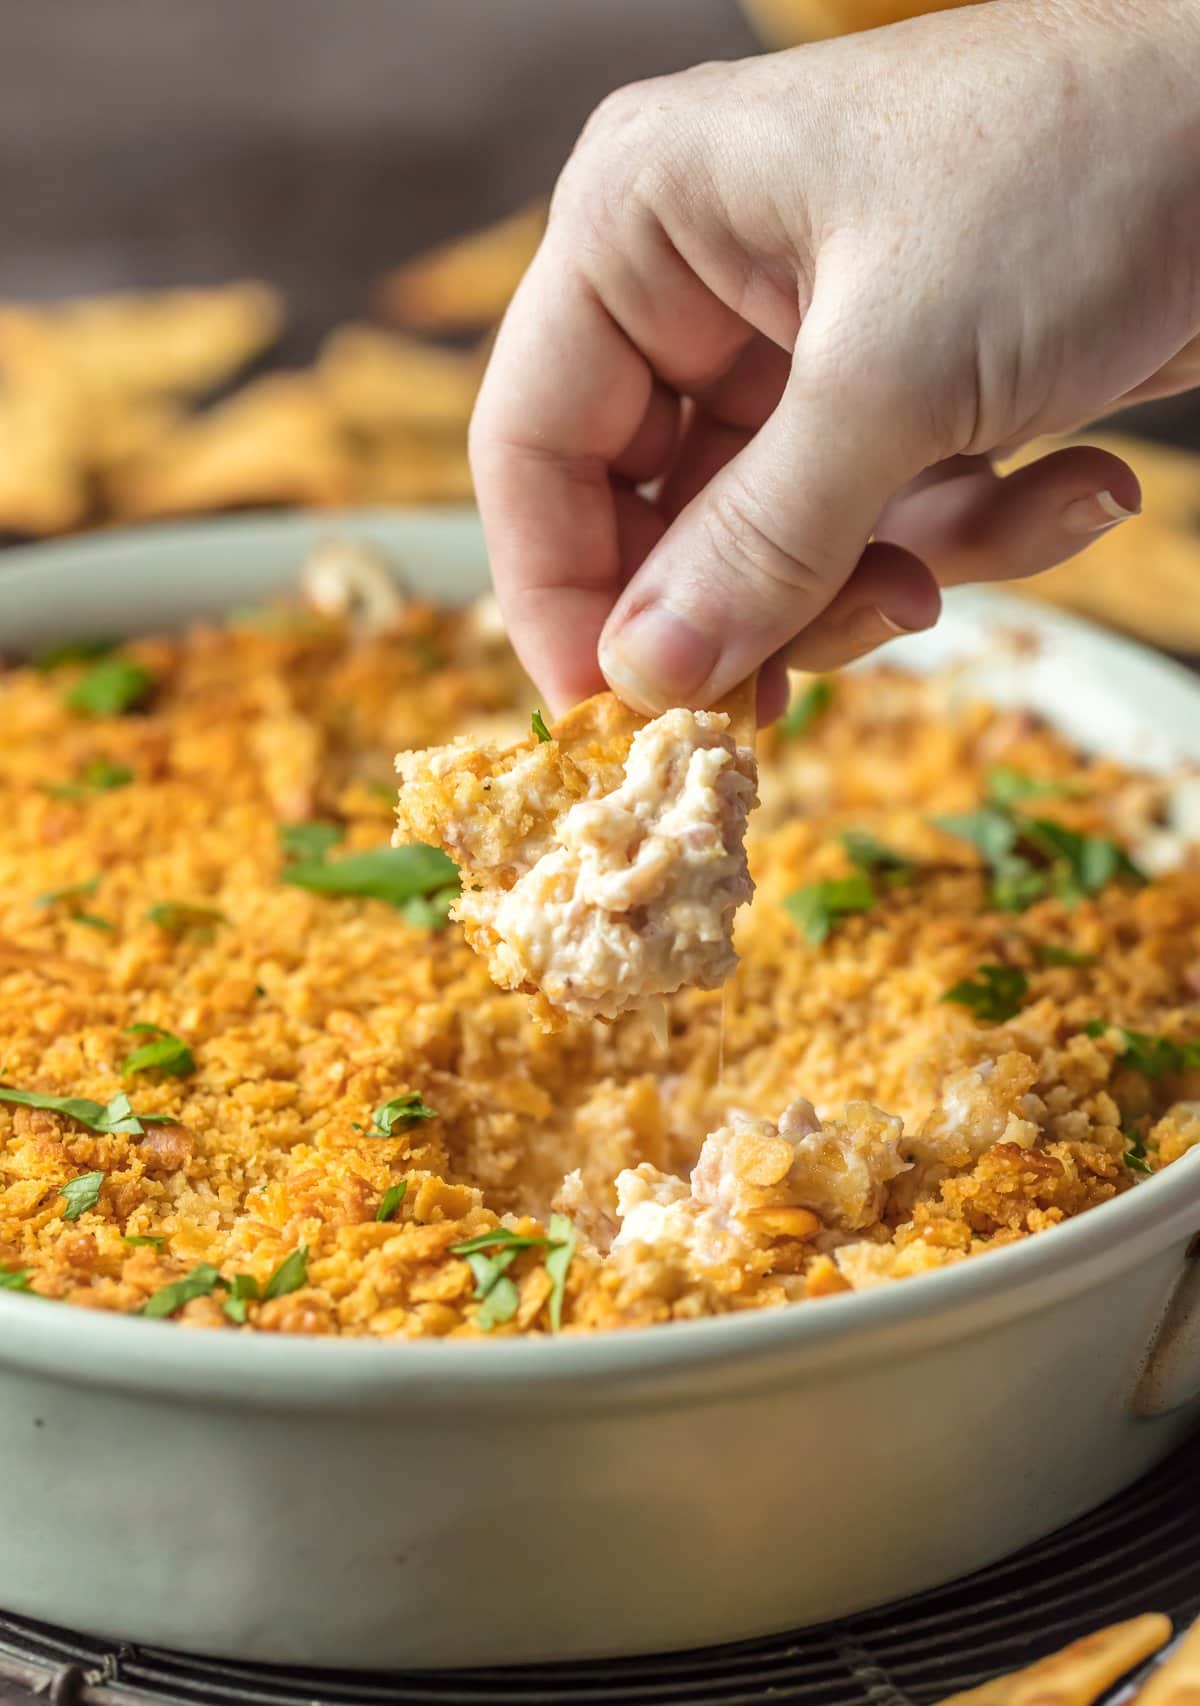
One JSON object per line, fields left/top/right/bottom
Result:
{"left": 395, "top": 679, "right": 759, "bottom": 1024}
{"left": 934, "top": 1613, "right": 1171, "bottom": 1706}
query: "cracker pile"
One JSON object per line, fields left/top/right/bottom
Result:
{"left": 0, "top": 201, "right": 547, "bottom": 537}
{"left": 936, "top": 1612, "right": 1198, "bottom": 1704}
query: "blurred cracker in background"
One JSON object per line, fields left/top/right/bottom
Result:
{"left": 373, "top": 201, "right": 548, "bottom": 334}
{"left": 743, "top": 0, "right": 979, "bottom": 41}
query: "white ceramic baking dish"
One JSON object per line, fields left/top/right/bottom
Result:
{"left": 2, "top": 511, "right": 1200, "bottom": 1671}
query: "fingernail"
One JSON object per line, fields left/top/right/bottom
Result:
{"left": 840, "top": 601, "right": 937, "bottom": 652}
{"left": 599, "top": 605, "right": 721, "bottom": 714}
{"left": 1061, "top": 489, "right": 1140, "bottom": 536}
{"left": 875, "top": 606, "right": 932, "bottom": 636}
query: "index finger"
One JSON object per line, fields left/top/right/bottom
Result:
{"left": 468, "top": 238, "right": 656, "bottom": 712}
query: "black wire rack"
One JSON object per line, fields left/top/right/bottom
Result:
{"left": 2, "top": 1426, "right": 1198, "bottom": 1706}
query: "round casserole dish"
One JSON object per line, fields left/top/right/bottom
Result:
{"left": 1, "top": 511, "right": 1200, "bottom": 1670}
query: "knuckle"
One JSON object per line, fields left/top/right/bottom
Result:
{"left": 559, "top": 75, "right": 693, "bottom": 229}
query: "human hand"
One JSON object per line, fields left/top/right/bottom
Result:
{"left": 470, "top": 0, "right": 1200, "bottom": 720}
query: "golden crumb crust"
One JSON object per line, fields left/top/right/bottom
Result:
{"left": 0, "top": 590, "right": 1198, "bottom": 1338}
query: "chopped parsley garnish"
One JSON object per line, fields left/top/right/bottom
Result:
{"left": 72, "top": 913, "right": 115, "bottom": 933}
{"left": 367, "top": 1094, "right": 438, "bottom": 1136}
{"left": 841, "top": 830, "right": 914, "bottom": 882}
{"left": 143, "top": 1263, "right": 223, "bottom": 1319}
{"left": 779, "top": 678, "right": 831, "bottom": 739}
{"left": 376, "top": 1181, "right": 408, "bottom": 1223}
{"left": 451, "top": 1224, "right": 574, "bottom": 1335}
{"left": 1123, "top": 1129, "right": 1152, "bottom": 1176}
{"left": 45, "top": 759, "right": 134, "bottom": 800}
{"left": 146, "top": 901, "right": 227, "bottom": 936}
{"left": 66, "top": 655, "right": 154, "bottom": 717}
{"left": 0, "top": 1266, "right": 33, "bottom": 1291}
{"left": 281, "top": 843, "right": 459, "bottom": 913}
{"left": 783, "top": 872, "right": 875, "bottom": 945}
{"left": 278, "top": 821, "right": 345, "bottom": 864}
{"left": 122, "top": 1234, "right": 165, "bottom": 1248}
{"left": 941, "top": 964, "right": 1028, "bottom": 1023}
{"left": 985, "top": 767, "right": 1071, "bottom": 808}
{"left": 35, "top": 876, "right": 113, "bottom": 930}
{"left": 936, "top": 808, "right": 1019, "bottom": 867}
{"left": 0, "top": 1085, "right": 171, "bottom": 1136}
{"left": 36, "top": 876, "right": 100, "bottom": 910}
{"left": 531, "top": 708, "right": 552, "bottom": 743}
{"left": 545, "top": 1212, "right": 576, "bottom": 1335}
{"left": 33, "top": 637, "right": 114, "bottom": 672}
{"left": 223, "top": 1274, "right": 260, "bottom": 1324}
{"left": 936, "top": 797, "right": 1143, "bottom": 914}
{"left": 121, "top": 1023, "right": 195, "bottom": 1078}
{"left": 1084, "top": 1022, "right": 1200, "bottom": 1079}
{"left": 60, "top": 1171, "right": 104, "bottom": 1221}
{"left": 1036, "top": 943, "right": 1097, "bottom": 968}
{"left": 471, "top": 1255, "right": 521, "bottom": 1330}
{"left": 451, "top": 1228, "right": 552, "bottom": 1257}
{"left": 263, "top": 1245, "right": 309, "bottom": 1301}
{"left": 399, "top": 886, "right": 458, "bottom": 931}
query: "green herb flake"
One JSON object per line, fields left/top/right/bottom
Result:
{"left": 278, "top": 821, "right": 345, "bottom": 865}
{"left": 121, "top": 1024, "right": 195, "bottom": 1079}
{"left": 938, "top": 797, "right": 1143, "bottom": 916}
{"left": 450, "top": 1227, "right": 553, "bottom": 1258}
{"left": 0, "top": 1266, "right": 33, "bottom": 1291}
{"left": 146, "top": 901, "right": 228, "bottom": 936}
{"left": 36, "top": 876, "right": 100, "bottom": 910}
{"left": 1021, "top": 818, "right": 1143, "bottom": 907}
{"left": 779, "top": 678, "right": 831, "bottom": 740}
{"left": 782, "top": 871, "right": 875, "bottom": 946}
{"left": 475, "top": 1271, "right": 521, "bottom": 1330}
{"left": 1123, "top": 1129, "right": 1153, "bottom": 1176}
{"left": 33, "top": 637, "right": 114, "bottom": 672}
{"left": 60, "top": 1171, "right": 104, "bottom": 1221}
{"left": 0, "top": 1085, "right": 171, "bottom": 1136}
{"left": 840, "top": 830, "right": 914, "bottom": 882}
{"left": 66, "top": 655, "right": 154, "bottom": 718}
{"left": 1084, "top": 1022, "right": 1200, "bottom": 1080}
{"left": 35, "top": 877, "right": 114, "bottom": 933}
{"left": 122, "top": 1234, "right": 166, "bottom": 1248}
{"left": 531, "top": 708, "right": 552, "bottom": 743}
{"left": 368, "top": 1093, "right": 438, "bottom": 1136}
{"left": 989, "top": 856, "right": 1050, "bottom": 914}
{"left": 281, "top": 843, "right": 459, "bottom": 911}
{"left": 222, "top": 1273, "right": 260, "bottom": 1324}
{"left": 143, "top": 1262, "right": 223, "bottom": 1319}
{"left": 263, "top": 1244, "right": 309, "bottom": 1301}
{"left": 985, "top": 767, "right": 1071, "bottom": 808}
{"left": 399, "top": 885, "right": 458, "bottom": 932}
{"left": 44, "top": 759, "right": 134, "bottom": 800}
{"left": 941, "top": 964, "right": 1029, "bottom": 1024}
{"left": 545, "top": 1212, "right": 576, "bottom": 1335}
{"left": 1036, "top": 943, "right": 1097, "bottom": 968}
{"left": 936, "top": 808, "right": 1019, "bottom": 867}
{"left": 376, "top": 1181, "right": 408, "bottom": 1223}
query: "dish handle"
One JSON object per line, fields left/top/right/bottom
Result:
{"left": 1136, "top": 1234, "right": 1200, "bottom": 1418}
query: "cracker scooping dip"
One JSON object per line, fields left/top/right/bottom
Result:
{"left": 394, "top": 685, "right": 759, "bottom": 1024}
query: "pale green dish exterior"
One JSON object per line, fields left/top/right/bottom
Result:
{"left": 0, "top": 512, "right": 1199, "bottom": 1669}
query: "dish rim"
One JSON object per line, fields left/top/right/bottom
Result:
{"left": 2, "top": 508, "right": 1200, "bottom": 1405}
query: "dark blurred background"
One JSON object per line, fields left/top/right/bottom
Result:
{"left": 0, "top": 0, "right": 1194, "bottom": 454}
{"left": 0, "top": 1, "right": 755, "bottom": 357}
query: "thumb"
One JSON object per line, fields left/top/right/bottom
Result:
{"left": 598, "top": 331, "right": 927, "bottom": 713}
